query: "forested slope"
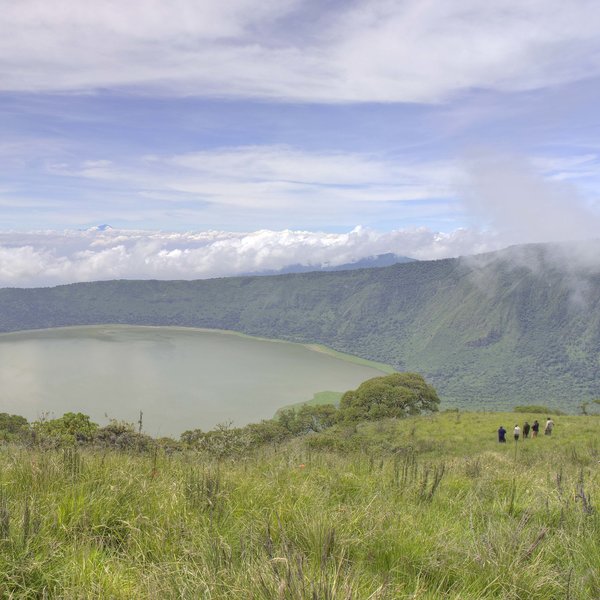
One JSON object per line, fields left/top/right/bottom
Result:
{"left": 1, "top": 242, "right": 599, "bottom": 410}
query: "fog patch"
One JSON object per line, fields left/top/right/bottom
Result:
{"left": 462, "top": 154, "right": 600, "bottom": 246}
{"left": 459, "top": 154, "right": 600, "bottom": 305}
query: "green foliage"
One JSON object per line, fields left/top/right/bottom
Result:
{"left": 0, "top": 412, "right": 28, "bottom": 433}
{"left": 277, "top": 403, "right": 339, "bottom": 435}
{"left": 0, "top": 413, "right": 29, "bottom": 442}
{"left": 33, "top": 412, "right": 98, "bottom": 444}
{"left": 244, "top": 419, "right": 290, "bottom": 445}
{"left": 340, "top": 372, "right": 440, "bottom": 421}
{"left": 181, "top": 406, "right": 340, "bottom": 454}
{"left": 181, "top": 422, "right": 252, "bottom": 459}
{"left": 93, "top": 419, "right": 155, "bottom": 451}
{"left": 0, "top": 411, "right": 598, "bottom": 598}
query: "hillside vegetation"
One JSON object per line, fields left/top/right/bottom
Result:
{"left": 0, "top": 411, "right": 598, "bottom": 599}
{"left": 1, "top": 241, "right": 599, "bottom": 410}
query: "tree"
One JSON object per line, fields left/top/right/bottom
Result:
{"left": 34, "top": 412, "right": 98, "bottom": 444}
{"left": 0, "top": 413, "right": 28, "bottom": 434}
{"left": 339, "top": 372, "right": 439, "bottom": 421}
{"left": 0, "top": 413, "right": 29, "bottom": 441}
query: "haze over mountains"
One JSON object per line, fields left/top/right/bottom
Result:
{"left": 245, "top": 253, "right": 416, "bottom": 276}
{"left": 1, "top": 240, "right": 599, "bottom": 412}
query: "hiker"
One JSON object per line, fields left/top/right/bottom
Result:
{"left": 523, "top": 421, "right": 531, "bottom": 438}
{"left": 514, "top": 424, "right": 521, "bottom": 441}
{"left": 498, "top": 425, "right": 507, "bottom": 443}
{"left": 532, "top": 420, "right": 539, "bottom": 438}
{"left": 544, "top": 417, "right": 554, "bottom": 436}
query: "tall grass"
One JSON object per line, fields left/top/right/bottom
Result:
{"left": 0, "top": 412, "right": 598, "bottom": 598}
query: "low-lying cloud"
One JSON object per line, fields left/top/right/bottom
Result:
{"left": 0, "top": 226, "right": 500, "bottom": 288}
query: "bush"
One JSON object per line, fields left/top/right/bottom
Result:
{"left": 277, "top": 404, "right": 338, "bottom": 435}
{"left": 244, "top": 420, "right": 290, "bottom": 445}
{"left": 93, "top": 419, "right": 155, "bottom": 451}
{"left": 181, "top": 422, "right": 252, "bottom": 459}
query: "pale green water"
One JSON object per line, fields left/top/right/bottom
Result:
{"left": 0, "top": 325, "right": 390, "bottom": 436}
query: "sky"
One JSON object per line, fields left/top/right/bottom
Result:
{"left": 1, "top": 0, "right": 600, "bottom": 286}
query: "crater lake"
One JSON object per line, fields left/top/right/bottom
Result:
{"left": 0, "top": 325, "right": 392, "bottom": 435}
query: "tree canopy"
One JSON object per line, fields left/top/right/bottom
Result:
{"left": 33, "top": 412, "right": 98, "bottom": 443}
{"left": 339, "top": 372, "right": 440, "bottom": 421}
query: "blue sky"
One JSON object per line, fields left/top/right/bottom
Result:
{"left": 1, "top": 0, "right": 600, "bottom": 285}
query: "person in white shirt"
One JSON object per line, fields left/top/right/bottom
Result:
{"left": 513, "top": 424, "right": 521, "bottom": 441}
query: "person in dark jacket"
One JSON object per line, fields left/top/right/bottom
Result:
{"left": 523, "top": 421, "right": 531, "bottom": 438}
{"left": 498, "top": 425, "right": 507, "bottom": 443}
{"left": 532, "top": 420, "right": 540, "bottom": 438}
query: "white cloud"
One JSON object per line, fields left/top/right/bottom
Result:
{"left": 45, "top": 145, "right": 462, "bottom": 220}
{"left": 0, "top": 226, "right": 501, "bottom": 287}
{"left": 9, "top": 142, "right": 598, "bottom": 234}
{"left": 1, "top": 0, "right": 599, "bottom": 102}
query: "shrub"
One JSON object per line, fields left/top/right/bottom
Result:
{"left": 93, "top": 419, "right": 155, "bottom": 451}
{"left": 181, "top": 422, "right": 252, "bottom": 459}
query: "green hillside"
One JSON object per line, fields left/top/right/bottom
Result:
{"left": 1, "top": 241, "right": 599, "bottom": 411}
{"left": 0, "top": 411, "right": 598, "bottom": 598}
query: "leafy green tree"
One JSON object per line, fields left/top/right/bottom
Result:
{"left": 0, "top": 413, "right": 29, "bottom": 441}
{"left": 0, "top": 413, "right": 28, "bottom": 433}
{"left": 339, "top": 373, "right": 439, "bottom": 421}
{"left": 34, "top": 412, "right": 98, "bottom": 444}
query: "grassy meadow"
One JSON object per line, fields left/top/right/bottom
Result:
{"left": 0, "top": 411, "right": 598, "bottom": 599}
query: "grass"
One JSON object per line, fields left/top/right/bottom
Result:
{"left": 0, "top": 411, "right": 598, "bottom": 598}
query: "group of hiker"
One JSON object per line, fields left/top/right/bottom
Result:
{"left": 497, "top": 418, "right": 554, "bottom": 442}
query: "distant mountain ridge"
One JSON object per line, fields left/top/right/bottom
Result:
{"left": 245, "top": 253, "right": 416, "bottom": 275}
{"left": 1, "top": 240, "right": 599, "bottom": 412}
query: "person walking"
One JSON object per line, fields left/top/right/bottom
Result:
{"left": 532, "top": 420, "right": 540, "bottom": 438}
{"left": 544, "top": 417, "right": 554, "bottom": 436}
{"left": 523, "top": 421, "right": 531, "bottom": 438}
{"left": 498, "top": 425, "right": 507, "bottom": 443}
{"left": 514, "top": 424, "right": 521, "bottom": 441}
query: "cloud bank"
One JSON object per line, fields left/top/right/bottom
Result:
{"left": 0, "top": 226, "right": 500, "bottom": 288}
{"left": 2, "top": 149, "right": 599, "bottom": 288}
{"left": 1, "top": 0, "right": 600, "bottom": 101}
